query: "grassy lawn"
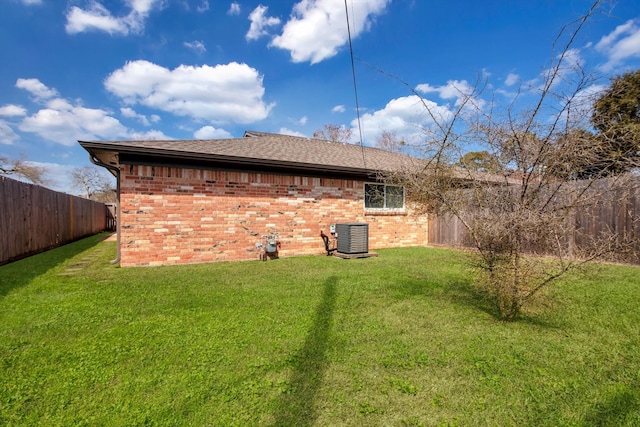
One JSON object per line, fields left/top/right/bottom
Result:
{"left": 1, "top": 234, "right": 639, "bottom": 426}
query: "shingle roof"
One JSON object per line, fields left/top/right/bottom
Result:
{"left": 79, "top": 130, "right": 419, "bottom": 178}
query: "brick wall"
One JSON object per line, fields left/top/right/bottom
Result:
{"left": 119, "top": 164, "right": 428, "bottom": 266}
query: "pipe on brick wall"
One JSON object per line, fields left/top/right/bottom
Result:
{"left": 89, "top": 155, "right": 121, "bottom": 265}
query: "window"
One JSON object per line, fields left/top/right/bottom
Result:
{"left": 364, "top": 183, "right": 405, "bottom": 210}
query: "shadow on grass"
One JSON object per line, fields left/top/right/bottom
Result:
{"left": 580, "top": 380, "right": 640, "bottom": 426}
{"left": 394, "top": 271, "right": 497, "bottom": 316}
{"left": 271, "top": 276, "right": 337, "bottom": 427}
{"left": 0, "top": 233, "right": 108, "bottom": 298}
{"left": 395, "top": 274, "right": 564, "bottom": 328}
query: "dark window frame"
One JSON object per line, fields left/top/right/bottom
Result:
{"left": 364, "top": 183, "right": 405, "bottom": 211}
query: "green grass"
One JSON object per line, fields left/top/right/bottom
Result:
{"left": 1, "top": 234, "right": 639, "bottom": 426}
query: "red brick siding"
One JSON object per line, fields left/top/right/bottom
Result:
{"left": 119, "top": 165, "right": 428, "bottom": 266}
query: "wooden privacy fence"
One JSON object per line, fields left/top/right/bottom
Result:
{"left": 428, "top": 177, "right": 640, "bottom": 265}
{"left": 0, "top": 176, "right": 108, "bottom": 265}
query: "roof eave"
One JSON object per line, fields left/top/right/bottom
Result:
{"left": 79, "top": 140, "right": 385, "bottom": 179}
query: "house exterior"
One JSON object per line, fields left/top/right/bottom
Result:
{"left": 80, "top": 131, "right": 429, "bottom": 267}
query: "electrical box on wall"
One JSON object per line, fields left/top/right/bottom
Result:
{"left": 336, "top": 223, "right": 368, "bottom": 254}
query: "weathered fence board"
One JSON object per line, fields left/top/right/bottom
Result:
{"left": 0, "top": 176, "right": 108, "bottom": 265}
{"left": 428, "top": 177, "right": 640, "bottom": 265}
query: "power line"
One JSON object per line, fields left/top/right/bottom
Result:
{"left": 344, "top": 0, "right": 367, "bottom": 170}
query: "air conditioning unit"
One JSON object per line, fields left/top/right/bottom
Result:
{"left": 336, "top": 223, "right": 368, "bottom": 254}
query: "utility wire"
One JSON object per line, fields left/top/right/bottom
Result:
{"left": 344, "top": 0, "right": 367, "bottom": 170}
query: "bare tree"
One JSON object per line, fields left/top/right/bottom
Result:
{"left": 313, "top": 124, "right": 353, "bottom": 143}
{"left": 375, "top": 130, "right": 407, "bottom": 153}
{"left": 71, "top": 166, "right": 115, "bottom": 202}
{"left": 385, "top": 0, "right": 639, "bottom": 320}
{"left": 0, "top": 155, "right": 49, "bottom": 185}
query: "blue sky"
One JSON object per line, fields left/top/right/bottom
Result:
{"left": 1, "top": 0, "right": 640, "bottom": 194}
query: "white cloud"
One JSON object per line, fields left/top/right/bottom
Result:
{"left": 417, "top": 80, "right": 473, "bottom": 100}
{"left": 246, "top": 5, "right": 281, "bottom": 41}
{"left": 505, "top": 73, "right": 520, "bottom": 86}
{"left": 193, "top": 125, "right": 232, "bottom": 139}
{"left": 271, "top": 0, "right": 390, "bottom": 64}
{"left": 228, "top": 2, "right": 240, "bottom": 15}
{"left": 536, "top": 48, "right": 585, "bottom": 91}
{"left": 576, "top": 83, "right": 608, "bottom": 106}
{"left": 65, "top": 0, "right": 163, "bottom": 35}
{"left": 0, "top": 105, "right": 27, "bottom": 117}
{"left": 332, "top": 104, "right": 346, "bottom": 113}
{"left": 11, "top": 78, "right": 171, "bottom": 147}
{"left": 559, "top": 83, "right": 608, "bottom": 126}
{"left": 279, "top": 127, "right": 306, "bottom": 137}
{"left": 197, "top": 0, "right": 209, "bottom": 13}
{"left": 596, "top": 18, "right": 640, "bottom": 71}
{"left": 561, "top": 48, "right": 585, "bottom": 70}
{"left": 184, "top": 40, "right": 206, "bottom": 53}
{"left": 120, "top": 106, "right": 139, "bottom": 118}
{"left": 15, "top": 78, "right": 58, "bottom": 100}
{"left": 416, "top": 79, "right": 485, "bottom": 109}
{"left": 65, "top": 1, "right": 128, "bottom": 35}
{"left": 120, "top": 107, "right": 152, "bottom": 126}
{"left": 298, "top": 116, "right": 308, "bottom": 125}
{"left": 104, "top": 60, "right": 274, "bottom": 124}
{"left": 47, "top": 98, "right": 73, "bottom": 110}
{"left": 129, "top": 130, "right": 172, "bottom": 140}
{"left": 354, "top": 95, "right": 453, "bottom": 144}
{"left": 495, "top": 88, "right": 518, "bottom": 100}
{"left": 41, "top": 162, "right": 87, "bottom": 194}
{"left": 19, "top": 99, "right": 128, "bottom": 146}
{"left": 0, "top": 120, "right": 20, "bottom": 145}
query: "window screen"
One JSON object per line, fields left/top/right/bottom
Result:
{"left": 364, "top": 183, "right": 404, "bottom": 210}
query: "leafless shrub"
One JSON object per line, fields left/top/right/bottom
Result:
{"left": 383, "top": 0, "right": 638, "bottom": 320}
